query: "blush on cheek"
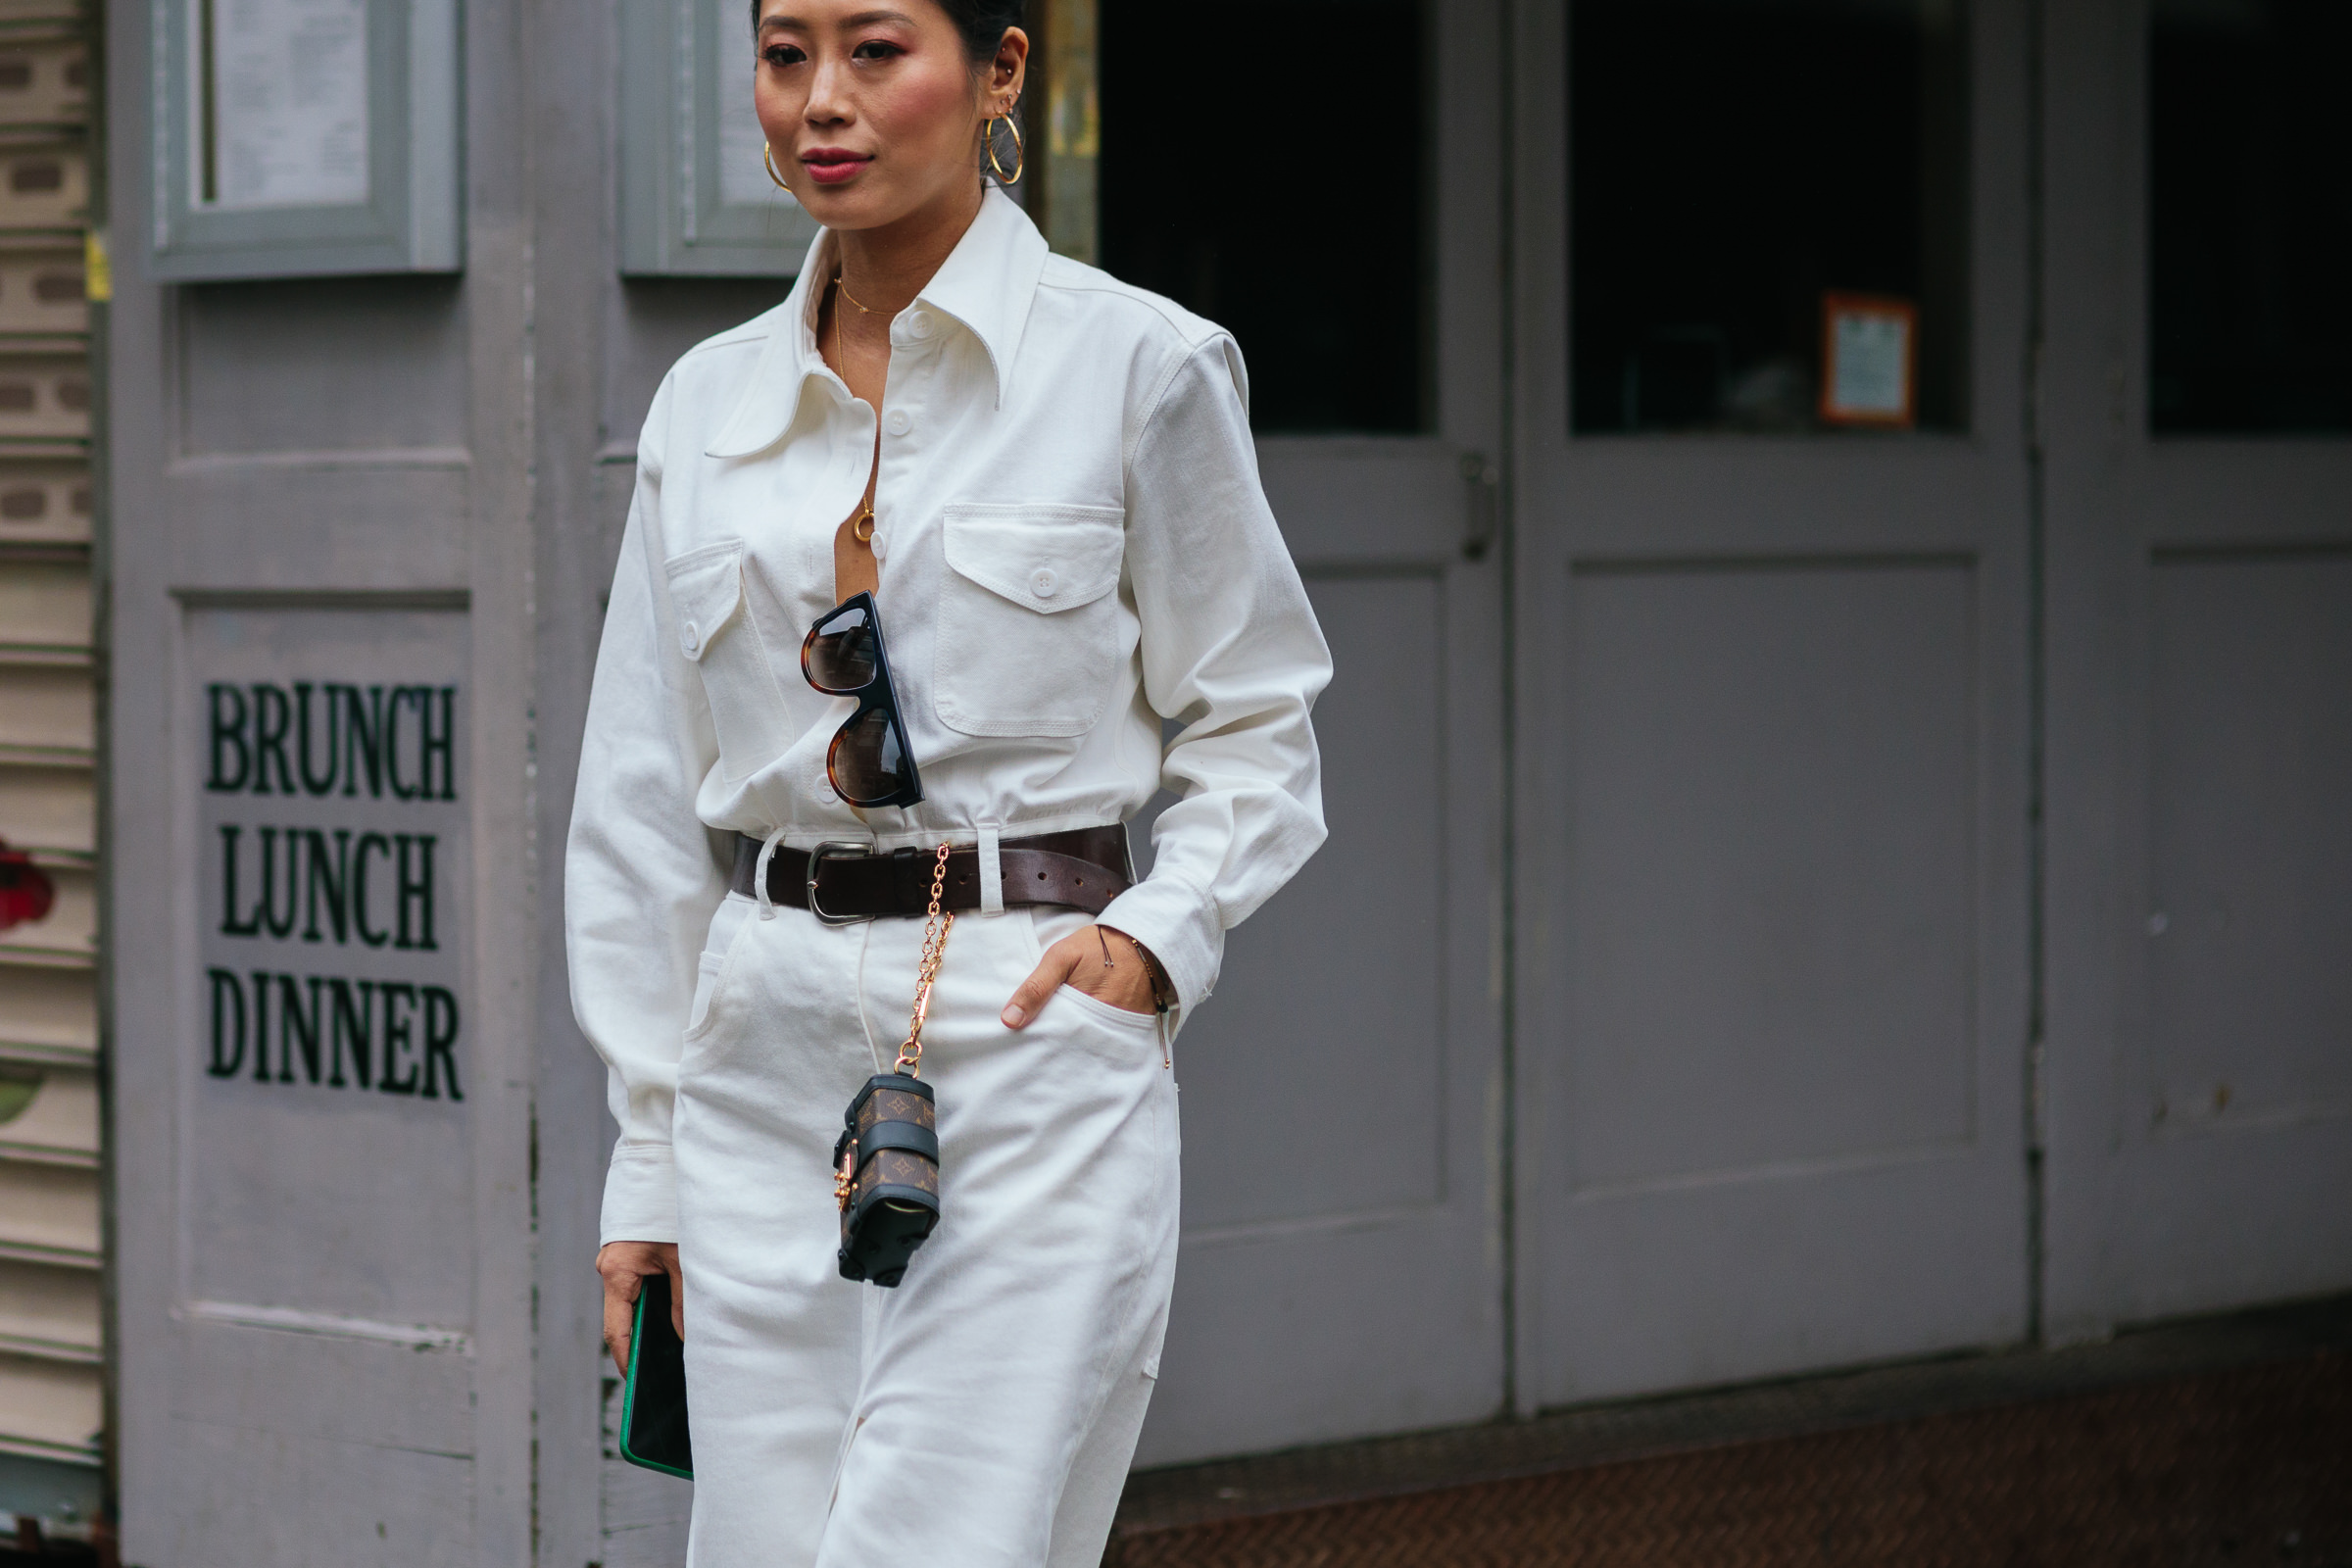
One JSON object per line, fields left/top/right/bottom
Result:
{"left": 752, "top": 78, "right": 798, "bottom": 148}
{"left": 870, "top": 61, "right": 981, "bottom": 164}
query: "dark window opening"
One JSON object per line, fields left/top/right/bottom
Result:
{"left": 2150, "top": 0, "right": 2352, "bottom": 435}
{"left": 1098, "top": 0, "right": 1431, "bottom": 435}
{"left": 1571, "top": 0, "right": 1970, "bottom": 435}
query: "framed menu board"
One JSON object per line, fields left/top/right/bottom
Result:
{"left": 617, "top": 0, "right": 820, "bottom": 276}
{"left": 150, "top": 0, "right": 462, "bottom": 279}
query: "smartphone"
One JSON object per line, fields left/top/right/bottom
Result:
{"left": 617, "top": 1268, "right": 693, "bottom": 1479}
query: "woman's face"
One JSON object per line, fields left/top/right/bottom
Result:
{"left": 752, "top": 0, "right": 1024, "bottom": 234}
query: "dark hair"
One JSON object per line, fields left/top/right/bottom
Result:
{"left": 931, "top": 0, "right": 1024, "bottom": 65}
{"left": 748, "top": 0, "right": 1023, "bottom": 66}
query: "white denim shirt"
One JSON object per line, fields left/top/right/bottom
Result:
{"left": 568, "top": 188, "right": 1331, "bottom": 1241}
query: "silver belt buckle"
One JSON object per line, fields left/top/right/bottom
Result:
{"left": 807, "top": 841, "right": 875, "bottom": 926}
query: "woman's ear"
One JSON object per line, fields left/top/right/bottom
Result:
{"left": 990, "top": 26, "right": 1029, "bottom": 112}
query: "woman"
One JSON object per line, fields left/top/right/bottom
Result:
{"left": 567, "top": 0, "right": 1330, "bottom": 1560}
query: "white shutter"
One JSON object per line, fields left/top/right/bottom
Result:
{"left": 0, "top": 7, "right": 104, "bottom": 1532}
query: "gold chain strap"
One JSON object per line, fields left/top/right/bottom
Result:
{"left": 894, "top": 842, "right": 956, "bottom": 1076}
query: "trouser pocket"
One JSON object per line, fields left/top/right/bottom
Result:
{"left": 684, "top": 892, "right": 756, "bottom": 1041}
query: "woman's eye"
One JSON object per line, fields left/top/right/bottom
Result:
{"left": 761, "top": 43, "right": 807, "bottom": 67}
{"left": 852, "top": 39, "right": 903, "bottom": 61}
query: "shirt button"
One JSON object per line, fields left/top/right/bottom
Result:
{"left": 1031, "top": 567, "right": 1058, "bottom": 598}
{"left": 680, "top": 619, "right": 702, "bottom": 656}
{"left": 906, "top": 312, "right": 933, "bottom": 340}
{"left": 885, "top": 409, "right": 912, "bottom": 436}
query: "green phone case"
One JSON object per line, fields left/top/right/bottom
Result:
{"left": 617, "top": 1271, "right": 693, "bottom": 1479}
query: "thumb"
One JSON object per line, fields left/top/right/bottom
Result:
{"left": 1002, "top": 943, "right": 1081, "bottom": 1029}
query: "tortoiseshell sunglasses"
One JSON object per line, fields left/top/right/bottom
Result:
{"left": 801, "top": 592, "right": 923, "bottom": 809}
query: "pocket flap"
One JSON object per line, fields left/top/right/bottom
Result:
{"left": 943, "top": 504, "right": 1126, "bottom": 614}
{"left": 662, "top": 541, "right": 747, "bottom": 662}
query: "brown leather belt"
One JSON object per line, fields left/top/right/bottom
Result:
{"left": 728, "top": 826, "right": 1132, "bottom": 922}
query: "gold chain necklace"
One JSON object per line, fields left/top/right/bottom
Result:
{"left": 835, "top": 271, "right": 884, "bottom": 317}
{"left": 832, "top": 273, "right": 880, "bottom": 544}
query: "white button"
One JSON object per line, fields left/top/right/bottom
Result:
{"left": 814, "top": 773, "right": 837, "bottom": 804}
{"left": 906, "top": 312, "right": 934, "bottom": 340}
{"left": 1031, "top": 567, "right": 1058, "bottom": 598}
{"left": 885, "top": 409, "right": 912, "bottom": 436}
{"left": 680, "top": 619, "right": 702, "bottom": 656}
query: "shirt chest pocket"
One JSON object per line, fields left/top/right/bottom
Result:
{"left": 664, "top": 540, "right": 795, "bottom": 781}
{"left": 934, "top": 503, "right": 1128, "bottom": 739}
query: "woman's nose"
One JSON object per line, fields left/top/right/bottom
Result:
{"left": 805, "top": 57, "right": 853, "bottom": 123}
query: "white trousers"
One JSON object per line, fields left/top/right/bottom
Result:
{"left": 673, "top": 893, "right": 1181, "bottom": 1568}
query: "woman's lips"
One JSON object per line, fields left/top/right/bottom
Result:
{"left": 802, "top": 149, "right": 872, "bottom": 185}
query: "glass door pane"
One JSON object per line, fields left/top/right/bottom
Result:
{"left": 1571, "top": 0, "right": 1970, "bottom": 433}
{"left": 1099, "top": 0, "right": 1431, "bottom": 433}
{"left": 2149, "top": 0, "right": 2352, "bottom": 434}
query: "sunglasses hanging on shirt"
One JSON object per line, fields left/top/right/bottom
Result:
{"left": 802, "top": 592, "right": 924, "bottom": 808}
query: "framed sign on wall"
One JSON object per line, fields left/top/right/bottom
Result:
{"left": 618, "top": 0, "right": 819, "bottom": 276}
{"left": 1818, "top": 291, "right": 1920, "bottom": 429}
{"left": 149, "top": 0, "right": 462, "bottom": 279}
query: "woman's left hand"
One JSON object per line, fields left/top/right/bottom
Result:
{"left": 1003, "top": 924, "right": 1161, "bottom": 1027}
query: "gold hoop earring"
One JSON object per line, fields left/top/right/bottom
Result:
{"left": 985, "top": 115, "right": 1024, "bottom": 185}
{"left": 763, "top": 143, "right": 791, "bottom": 191}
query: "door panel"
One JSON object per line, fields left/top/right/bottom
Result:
{"left": 1563, "top": 560, "right": 1980, "bottom": 1192}
{"left": 1511, "top": 0, "right": 2034, "bottom": 1407}
{"left": 1178, "top": 573, "right": 1447, "bottom": 1233}
{"left": 2145, "top": 553, "right": 2352, "bottom": 1132}
{"left": 1113, "top": 0, "right": 1510, "bottom": 1459}
{"left": 2042, "top": 0, "right": 2352, "bottom": 1337}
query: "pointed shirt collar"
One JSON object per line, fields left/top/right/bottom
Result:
{"left": 705, "top": 185, "right": 1050, "bottom": 459}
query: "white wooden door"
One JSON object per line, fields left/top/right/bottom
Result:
{"left": 1508, "top": 0, "right": 2035, "bottom": 1407}
{"left": 1103, "top": 0, "right": 1513, "bottom": 1462}
{"left": 2041, "top": 0, "right": 2352, "bottom": 1339}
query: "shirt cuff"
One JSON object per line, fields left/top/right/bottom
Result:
{"left": 601, "top": 1142, "right": 680, "bottom": 1246}
{"left": 1100, "top": 869, "right": 1224, "bottom": 1016}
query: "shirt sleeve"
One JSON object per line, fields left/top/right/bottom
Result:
{"left": 565, "top": 378, "right": 730, "bottom": 1246}
{"left": 1098, "top": 335, "right": 1333, "bottom": 1014}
